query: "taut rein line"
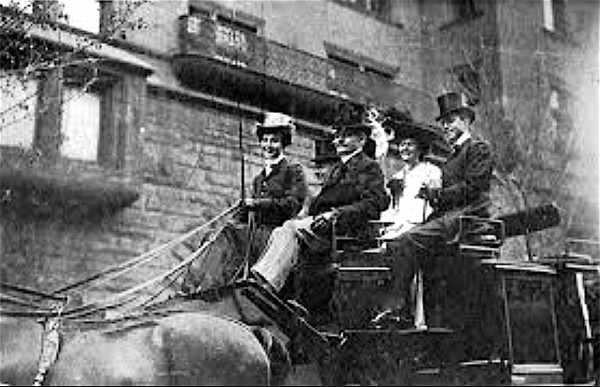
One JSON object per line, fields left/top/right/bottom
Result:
{"left": 1, "top": 203, "right": 241, "bottom": 319}
{"left": 0, "top": 283, "right": 68, "bottom": 319}
{"left": 59, "top": 223, "right": 230, "bottom": 320}
{"left": 48, "top": 203, "right": 242, "bottom": 297}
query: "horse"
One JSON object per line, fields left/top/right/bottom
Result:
{"left": 0, "top": 311, "right": 287, "bottom": 386}
{"left": 0, "top": 222, "right": 292, "bottom": 386}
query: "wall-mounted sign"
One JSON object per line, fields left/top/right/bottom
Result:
{"left": 180, "top": 15, "right": 257, "bottom": 69}
{"left": 215, "top": 24, "right": 248, "bottom": 53}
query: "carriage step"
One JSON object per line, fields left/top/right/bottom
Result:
{"left": 510, "top": 363, "right": 564, "bottom": 385}
{"left": 336, "top": 266, "right": 392, "bottom": 283}
{"left": 413, "top": 358, "right": 510, "bottom": 385}
{"left": 236, "top": 279, "right": 334, "bottom": 357}
{"left": 344, "top": 326, "right": 454, "bottom": 336}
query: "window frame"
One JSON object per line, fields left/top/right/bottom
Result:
{"left": 331, "top": 0, "right": 393, "bottom": 23}
{"left": 542, "top": 0, "right": 568, "bottom": 36}
{"left": 59, "top": 65, "right": 120, "bottom": 167}
{"left": 60, "top": 84, "right": 103, "bottom": 161}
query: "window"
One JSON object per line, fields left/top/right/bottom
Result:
{"left": 216, "top": 14, "right": 258, "bottom": 35}
{"left": 333, "top": 0, "right": 392, "bottom": 21}
{"left": 543, "top": 0, "right": 567, "bottom": 34}
{"left": 0, "top": 72, "right": 37, "bottom": 149}
{"left": 60, "top": 86, "right": 101, "bottom": 161}
{"left": 60, "top": 0, "right": 100, "bottom": 33}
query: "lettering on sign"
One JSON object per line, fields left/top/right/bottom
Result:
{"left": 187, "top": 16, "right": 200, "bottom": 34}
{"left": 215, "top": 24, "right": 248, "bottom": 53}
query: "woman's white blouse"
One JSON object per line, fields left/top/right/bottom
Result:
{"left": 380, "top": 161, "right": 442, "bottom": 230}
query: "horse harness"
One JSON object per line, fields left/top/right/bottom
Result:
{"left": 33, "top": 314, "right": 61, "bottom": 387}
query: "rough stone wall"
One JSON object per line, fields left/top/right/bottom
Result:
{"left": 0, "top": 85, "right": 319, "bottom": 303}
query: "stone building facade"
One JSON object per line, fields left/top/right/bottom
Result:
{"left": 0, "top": 0, "right": 597, "bottom": 299}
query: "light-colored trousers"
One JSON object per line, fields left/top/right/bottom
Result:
{"left": 251, "top": 216, "right": 321, "bottom": 291}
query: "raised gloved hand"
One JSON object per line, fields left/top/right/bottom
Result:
{"left": 310, "top": 210, "right": 338, "bottom": 234}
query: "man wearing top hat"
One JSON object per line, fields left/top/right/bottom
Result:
{"left": 236, "top": 112, "right": 308, "bottom": 261}
{"left": 249, "top": 105, "right": 390, "bottom": 309}
{"left": 372, "top": 91, "right": 494, "bottom": 329}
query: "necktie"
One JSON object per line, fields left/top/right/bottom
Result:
{"left": 328, "top": 162, "right": 345, "bottom": 182}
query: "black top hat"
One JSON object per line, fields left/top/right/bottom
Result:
{"left": 256, "top": 112, "right": 294, "bottom": 147}
{"left": 435, "top": 92, "right": 475, "bottom": 123}
{"left": 333, "top": 123, "right": 372, "bottom": 137}
{"left": 331, "top": 102, "right": 372, "bottom": 137}
{"left": 382, "top": 107, "right": 443, "bottom": 149}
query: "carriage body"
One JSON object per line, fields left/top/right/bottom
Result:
{"left": 284, "top": 204, "right": 599, "bottom": 386}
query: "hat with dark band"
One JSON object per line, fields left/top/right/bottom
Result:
{"left": 331, "top": 102, "right": 372, "bottom": 137}
{"left": 382, "top": 107, "right": 443, "bottom": 149}
{"left": 256, "top": 112, "right": 295, "bottom": 148}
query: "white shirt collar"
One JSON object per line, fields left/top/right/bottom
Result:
{"left": 340, "top": 148, "right": 362, "bottom": 164}
{"left": 265, "top": 154, "right": 284, "bottom": 169}
{"left": 264, "top": 155, "right": 285, "bottom": 175}
{"left": 453, "top": 131, "right": 471, "bottom": 148}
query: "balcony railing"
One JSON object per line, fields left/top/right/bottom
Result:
{"left": 177, "top": 14, "right": 397, "bottom": 106}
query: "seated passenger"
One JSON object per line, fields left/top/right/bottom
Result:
{"left": 379, "top": 109, "right": 443, "bottom": 240}
{"left": 181, "top": 112, "right": 307, "bottom": 295}
{"left": 373, "top": 91, "right": 495, "bottom": 329}
{"left": 235, "top": 112, "right": 308, "bottom": 261}
{"left": 249, "top": 104, "right": 390, "bottom": 311}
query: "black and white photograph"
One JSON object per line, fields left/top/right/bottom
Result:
{"left": 1, "top": 0, "right": 598, "bottom": 385}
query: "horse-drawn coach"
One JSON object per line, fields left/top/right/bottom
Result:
{"left": 246, "top": 202, "right": 599, "bottom": 386}
{"left": 1, "top": 202, "right": 598, "bottom": 386}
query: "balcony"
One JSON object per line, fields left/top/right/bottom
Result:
{"left": 172, "top": 14, "right": 398, "bottom": 125}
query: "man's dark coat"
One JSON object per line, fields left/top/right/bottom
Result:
{"left": 432, "top": 137, "right": 493, "bottom": 217}
{"left": 308, "top": 151, "right": 390, "bottom": 236}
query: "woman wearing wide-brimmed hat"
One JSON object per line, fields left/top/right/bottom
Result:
{"left": 379, "top": 109, "right": 443, "bottom": 241}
